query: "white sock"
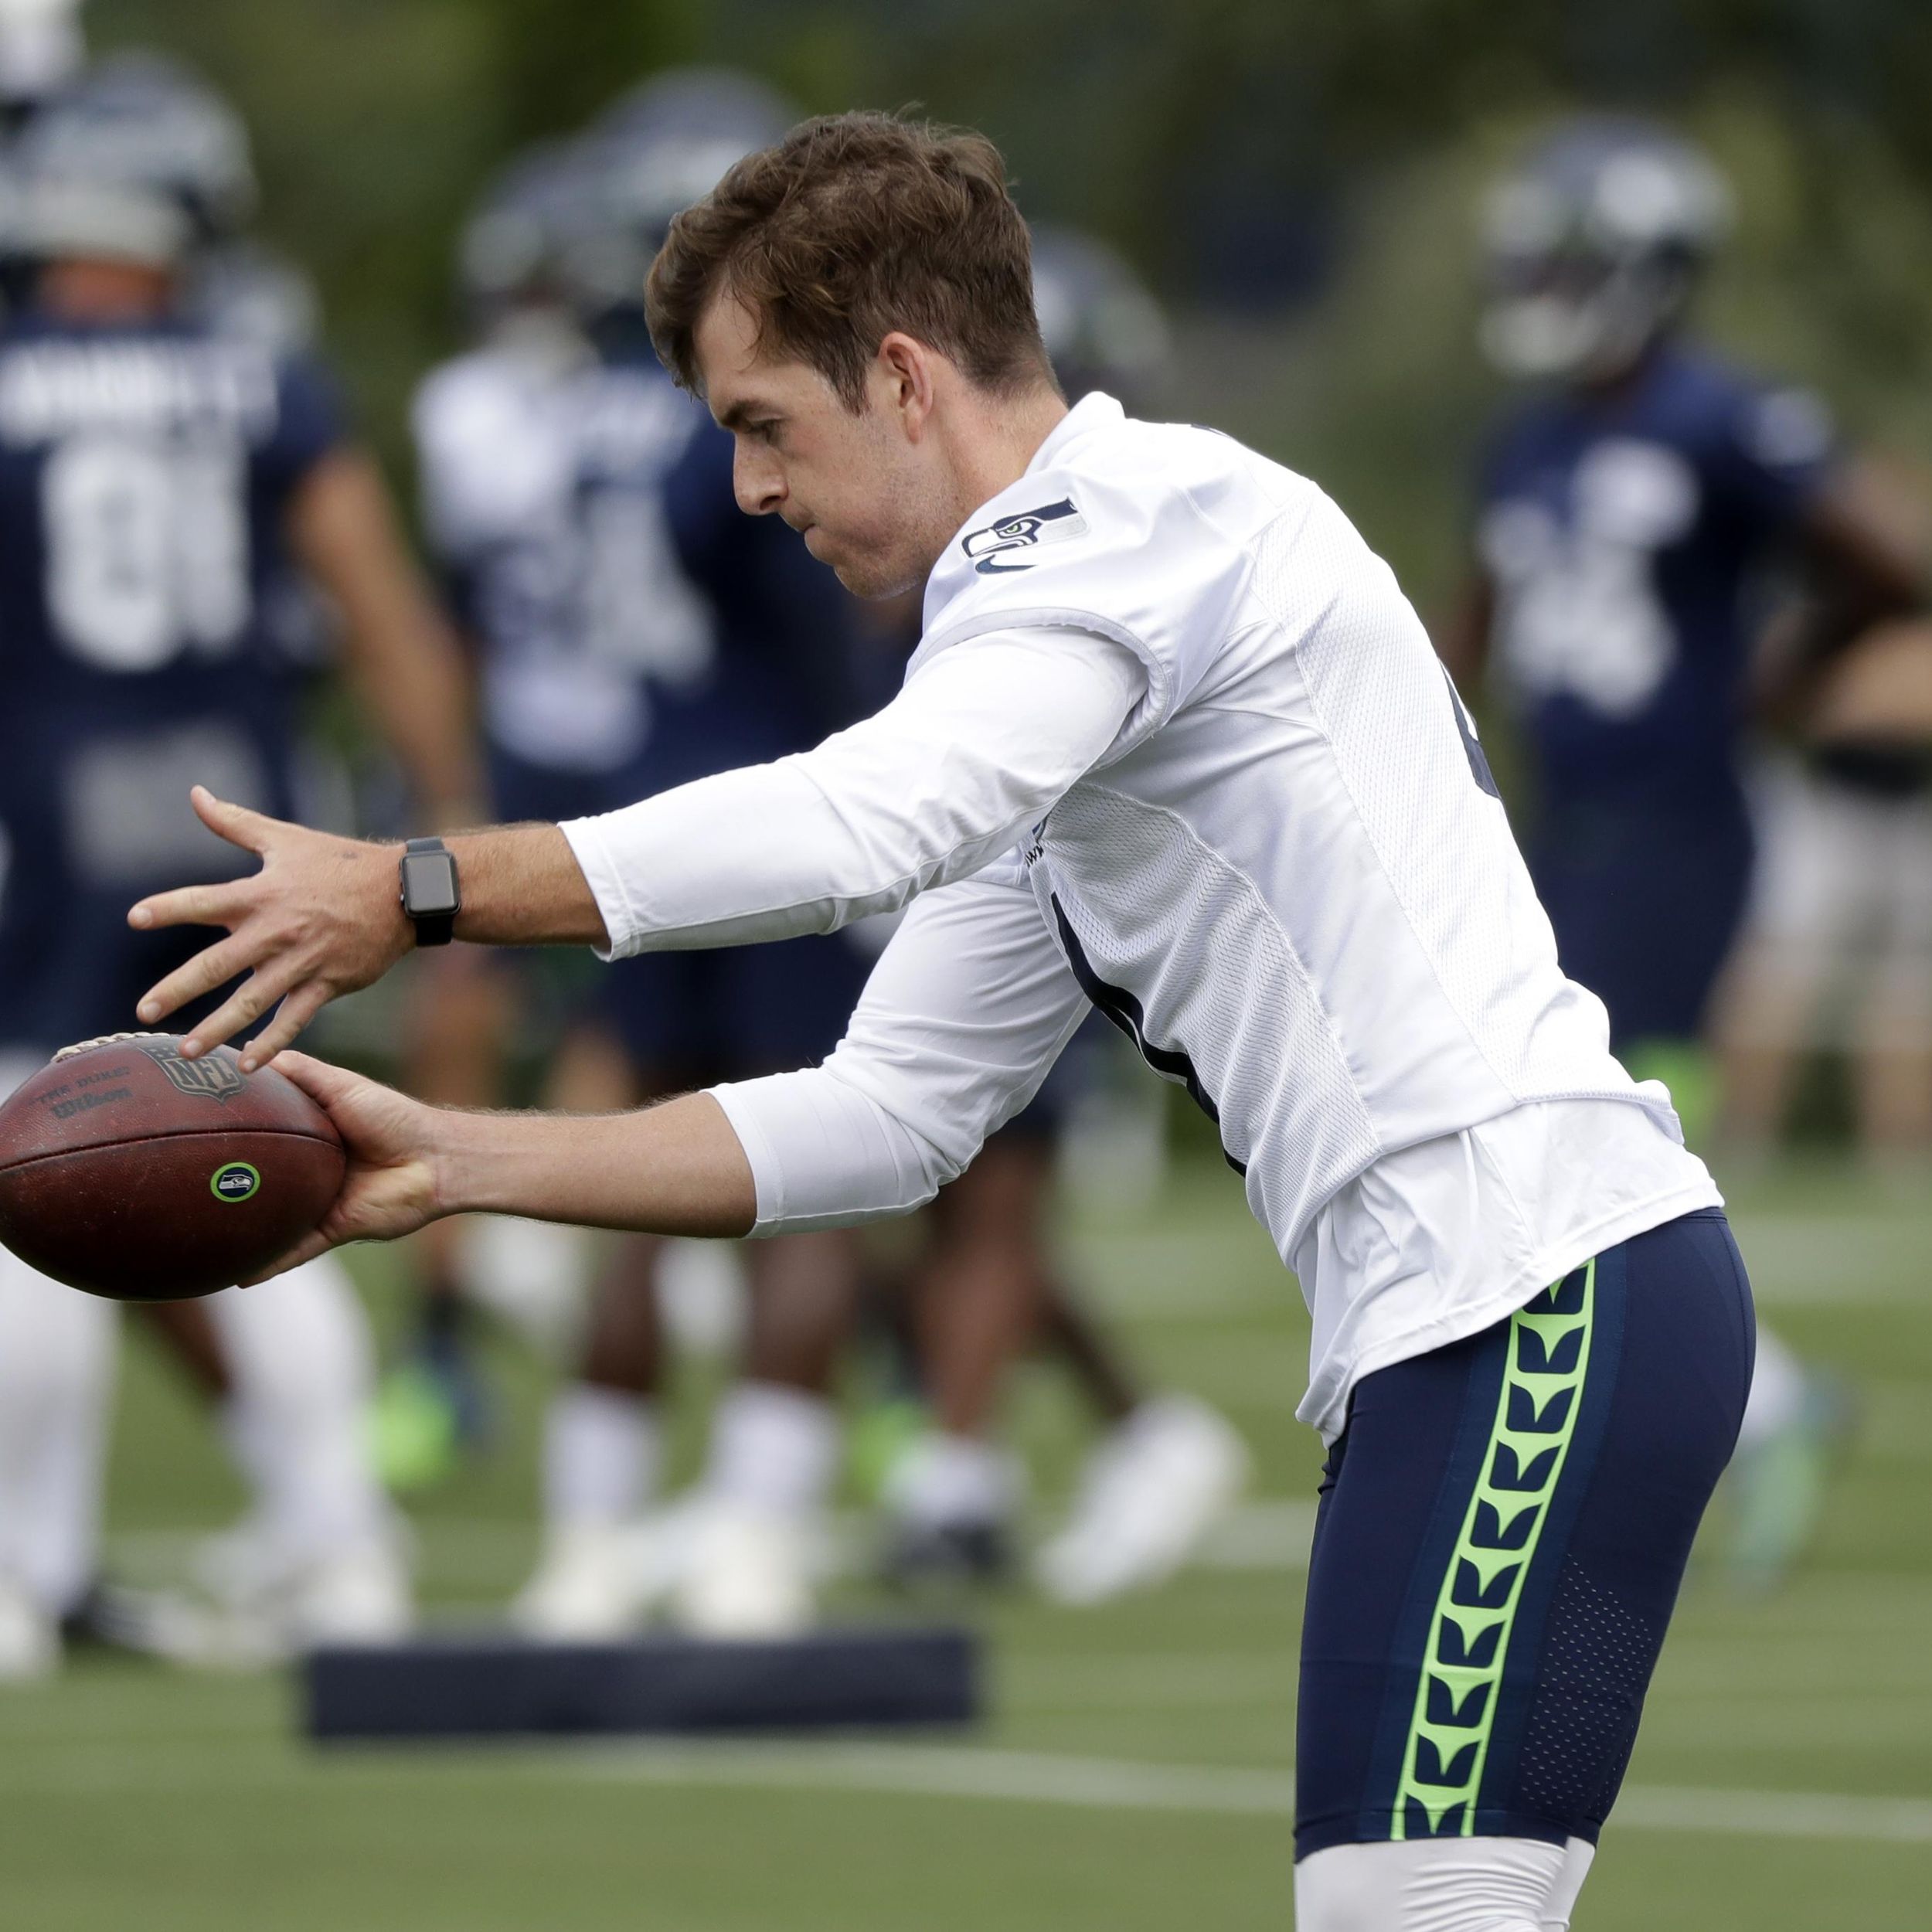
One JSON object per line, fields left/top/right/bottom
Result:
{"left": 543, "top": 1384, "right": 659, "bottom": 1526}
{"left": 1736, "top": 1325, "right": 1808, "bottom": 1453}
{"left": 887, "top": 1431, "right": 1017, "bottom": 1529}
{"left": 1294, "top": 1834, "right": 1595, "bottom": 1932}
{"left": 702, "top": 1382, "right": 839, "bottom": 1518}
{"left": 0, "top": 1249, "right": 117, "bottom": 1615}
{"left": 209, "top": 1255, "right": 389, "bottom": 1570}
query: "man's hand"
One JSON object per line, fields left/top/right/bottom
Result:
{"left": 128, "top": 787, "right": 411, "bottom": 1070}
{"left": 240, "top": 1052, "right": 447, "bottom": 1283}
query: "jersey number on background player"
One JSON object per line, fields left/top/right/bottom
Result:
{"left": 580, "top": 487, "right": 716, "bottom": 687}
{"left": 44, "top": 434, "right": 250, "bottom": 672}
{"left": 1482, "top": 440, "right": 1699, "bottom": 718}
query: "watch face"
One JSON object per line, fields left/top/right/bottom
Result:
{"left": 401, "top": 851, "right": 460, "bottom": 918}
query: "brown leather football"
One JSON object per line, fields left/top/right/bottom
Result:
{"left": 0, "top": 1032, "right": 345, "bottom": 1301}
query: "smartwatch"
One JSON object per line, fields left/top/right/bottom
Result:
{"left": 399, "top": 836, "right": 461, "bottom": 947}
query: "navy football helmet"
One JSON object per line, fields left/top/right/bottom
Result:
{"left": 571, "top": 66, "right": 795, "bottom": 318}
{"left": 457, "top": 137, "right": 607, "bottom": 332}
{"left": 1481, "top": 117, "right": 1730, "bottom": 383}
{"left": 1030, "top": 223, "right": 1170, "bottom": 408}
{"left": 12, "top": 49, "right": 255, "bottom": 265}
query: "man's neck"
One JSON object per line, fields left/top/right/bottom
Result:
{"left": 943, "top": 381, "right": 1071, "bottom": 532}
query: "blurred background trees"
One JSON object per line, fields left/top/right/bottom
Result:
{"left": 88, "top": 0, "right": 1932, "bottom": 603}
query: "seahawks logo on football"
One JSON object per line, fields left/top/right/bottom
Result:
{"left": 961, "top": 497, "right": 1087, "bottom": 574}
{"left": 209, "top": 1162, "right": 260, "bottom": 1203}
{"left": 140, "top": 1039, "right": 246, "bottom": 1103}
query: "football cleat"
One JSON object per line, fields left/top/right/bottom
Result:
{"left": 1035, "top": 1396, "right": 1250, "bottom": 1606}
{"left": 669, "top": 1500, "right": 818, "bottom": 1639}
{"left": 880, "top": 1515, "right": 1014, "bottom": 1594}
{"left": 192, "top": 1519, "right": 414, "bottom": 1664}
{"left": 509, "top": 1519, "right": 656, "bottom": 1641}
{"left": 1725, "top": 1370, "right": 1857, "bottom": 1595}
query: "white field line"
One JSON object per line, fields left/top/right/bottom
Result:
{"left": 3, "top": 1732, "right": 1928, "bottom": 1845}
{"left": 570, "top": 1741, "right": 1932, "bottom": 1845}
{"left": 1612, "top": 1782, "right": 1932, "bottom": 1846}
{"left": 578, "top": 1743, "right": 1298, "bottom": 1816}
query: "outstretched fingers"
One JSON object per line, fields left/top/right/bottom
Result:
{"left": 128, "top": 877, "right": 253, "bottom": 936}
{"left": 135, "top": 931, "right": 264, "bottom": 1028}
{"left": 236, "top": 981, "right": 335, "bottom": 1072}
{"left": 189, "top": 786, "right": 280, "bottom": 855}
{"left": 173, "top": 954, "right": 310, "bottom": 1060}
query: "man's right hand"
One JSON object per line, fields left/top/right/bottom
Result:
{"left": 240, "top": 1052, "right": 447, "bottom": 1281}
{"left": 128, "top": 787, "right": 413, "bottom": 1070}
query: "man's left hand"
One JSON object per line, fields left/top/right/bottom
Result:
{"left": 128, "top": 786, "right": 413, "bottom": 1070}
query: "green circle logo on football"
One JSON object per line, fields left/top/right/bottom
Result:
{"left": 209, "top": 1162, "right": 261, "bottom": 1204}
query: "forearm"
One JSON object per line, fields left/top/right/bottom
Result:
{"left": 438, "top": 1090, "right": 756, "bottom": 1237}
{"left": 444, "top": 821, "right": 610, "bottom": 948}
{"left": 344, "top": 624, "right": 484, "bottom": 828}
{"left": 272, "top": 819, "right": 610, "bottom": 952}
{"left": 294, "top": 447, "right": 486, "bottom": 823}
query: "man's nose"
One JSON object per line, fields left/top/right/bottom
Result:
{"left": 733, "top": 443, "right": 784, "bottom": 517}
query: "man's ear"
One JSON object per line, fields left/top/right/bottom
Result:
{"left": 876, "top": 332, "right": 936, "bottom": 440}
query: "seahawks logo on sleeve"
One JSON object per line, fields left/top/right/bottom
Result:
{"left": 961, "top": 496, "right": 1088, "bottom": 574}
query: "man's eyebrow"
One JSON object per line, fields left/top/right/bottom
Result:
{"left": 714, "top": 399, "right": 770, "bottom": 431}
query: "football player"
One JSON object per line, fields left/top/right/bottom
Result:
{"left": 146, "top": 112, "right": 1758, "bottom": 1926}
{"left": 1717, "top": 567, "right": 1932, "bottom": 1164}
{"left": 0, "top": 52, "right": 481, "bottom": 1673}
{"left": 1440, "top": 117, "right": 1923, "bottom": 1587}
{"left": 410, "top": 73, "right": 873, "bottom": 1638}
{"left": 375, "top": 136, "right": 608, "bottom": 1488}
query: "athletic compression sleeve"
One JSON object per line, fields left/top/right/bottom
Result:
{"left": 708, "top": 869, "right": 1090, "bottom": 1233}
{"left": 559, "top": 626, "right": 1145, "bottom": 956}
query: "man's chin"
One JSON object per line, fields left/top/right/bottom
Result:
{"left": 801, "top": 526, "right": 919, "bottom": 600}
{"left": 835, "top": 554, "right": 922, "bottom": 601}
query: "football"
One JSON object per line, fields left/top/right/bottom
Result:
{"left": 0, "top": 1032, "right": 345, "bottom": 1301}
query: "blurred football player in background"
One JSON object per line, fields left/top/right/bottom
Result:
{"left": 408, "top": 143, "right": 1249, "bottom": 1624}
{"left": 0, "top": 46, "right": 482, "bottom": 1675}
{"left": 410, "top": 72, "right": 876, "bottom": 1638}
{"left": 378, "top": 135, "right": 612, "bottom": 1484}
{"left": 1716, "top": 553, "right": 1932, "bottom": 1166}
{"left": 875, "top": 225, "right": 1247, "bottom": 1603}
{"left": 1440, "top": 116, "right": 1925, "bottom": 1586}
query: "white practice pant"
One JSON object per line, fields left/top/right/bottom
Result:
{"left": 0, "top": 1243, "right": 386, "bottom": 1612}
{"left": 206, "top": 1256, "right": 391, "bottom": 1573}
{"left": 1295, "top": 1835, "right": 1595, "bottom": 1932}
{"left": 0, "top": 1242, "right": 117, "bottom": 1611}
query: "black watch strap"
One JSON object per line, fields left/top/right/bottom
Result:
{"left": 400, "top": 835, "right": 461, "bottom": 948}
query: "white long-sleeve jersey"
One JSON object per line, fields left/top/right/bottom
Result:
{"left": 562, "top": 392, "right": 1719, "bottom": 1437}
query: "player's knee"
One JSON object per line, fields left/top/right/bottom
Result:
{"left": 1294, "top": 1837, "right": 1581, "bottom": 1932}
{"left": 0, "top": 1250, "right": 116, "bottom": 1396}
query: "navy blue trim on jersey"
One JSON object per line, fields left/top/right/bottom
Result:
{"left": 1048, "top": 891, "right": 1245, "bottom": 1173}
{"left": 1294, "top": 1208, "right": 1753, "bottom": 1858}
{"left": 1443, "top": 664, "right": 1501, "bottom": 800}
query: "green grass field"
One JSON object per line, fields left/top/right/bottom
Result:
{"left": 2, "top": 1155, "right": 1928, "bottom": 1930}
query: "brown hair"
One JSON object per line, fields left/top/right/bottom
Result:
{"left": 646, "top": 110, "right": 1056, "bottom": 410}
